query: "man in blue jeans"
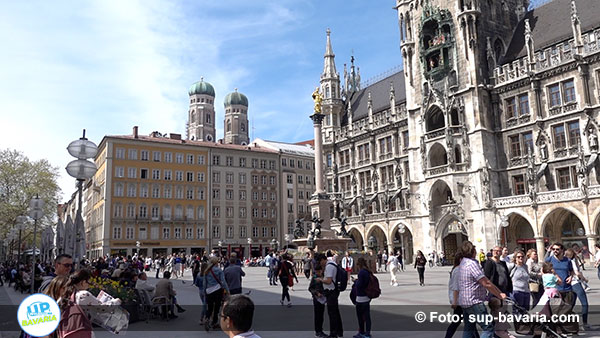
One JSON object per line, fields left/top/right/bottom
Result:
{"left": 545, "top": 242, "right": 575, "bottom": 306}
{"left": 457, "top": 241, "right": 506, "bottom": 338}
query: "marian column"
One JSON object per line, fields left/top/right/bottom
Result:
{"left": 309, "top": 87, "right": 333, "bottom": 232}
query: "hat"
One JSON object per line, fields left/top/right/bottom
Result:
{"left": 101, "top": 269, "right": 109, "bottom": 275}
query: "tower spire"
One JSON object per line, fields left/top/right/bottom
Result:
{"left": 322, "top": 28, "right": 338, "bottom": 79}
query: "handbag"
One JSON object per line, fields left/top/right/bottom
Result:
{"left": 528, "top": 281, "right": 540, "bottom": 293}
{"left": 209, "top": 268, "right": 228, "bottom": 296}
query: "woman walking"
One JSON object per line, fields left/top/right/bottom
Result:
{"left": 201, "top": 256, "right": 229, "bottom": 330}
{"left": 509, "top": 250, "right": 531, "bottom": 313}
{"left": 278, "top": 253, "right": 298, "bottom": 307}
{"left": 414, "top": 251, "right": 427, "bottom": 286}
{"left": 566, "top": 248, "right": 589, "bottom": 330}
{"left": 353, "top": 257, "right": 373, "bottom": 338}
{"left": 525, "top": 249, "right": 543, "bottom": 306}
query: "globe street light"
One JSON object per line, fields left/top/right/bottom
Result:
{"left": 368, "top": 235, "right": 377, "bottom": 251}
{"left": 247, "top": 238, "right": 253, "bottom": 258}
{"left": 270, "top": 238, "right": 277, "bottom": 252}
{"left": 66, "top": 129, "right": 98, "bottom": 265}
{"left": 29, "top": 195, "right": 44, "bottom": 294}
{"left": 218, "top": 241, "right": 223, "bottom": 257}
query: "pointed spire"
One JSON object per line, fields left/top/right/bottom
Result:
{"left": 571, "top": 0, "right": 579, "bottom": 23}
{"left": 570, "top": 0, "right": 584, "bottom": 54}
{"left": 322, "top": 28, "right": 338, "bottom": 79}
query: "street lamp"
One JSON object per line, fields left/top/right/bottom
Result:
{"left": 29, "top": 195, "right": 44, "bottom": 294}
{"left": 218, "top": 240, "right": 223, "bottom": 257}
{"left": 398, "top": 225, "right": 406, "bottom": 266}
{"left": 284, "top": 234, "right": 291, "bottom": 249}
{"left": 270, "top": 238, "right": 277, "bottom": 252}
{"left": 368, "top": 235, "right": 377, "bottom": 251}
{"left": 500, "top": 215, "right": 509, "bottom": 247}
{"left": 247, "top": 238, "right": 253, "bottom": 258}
{"left": 66, "top": 129, "right": 98, "bottom": 265}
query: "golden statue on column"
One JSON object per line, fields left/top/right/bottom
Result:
{"left": 312, "top": 87, "right": 323, "bottom": 114}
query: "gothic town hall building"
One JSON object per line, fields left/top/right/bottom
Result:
{"left": 320, "top": 0, "right": 600, "bottom": 262}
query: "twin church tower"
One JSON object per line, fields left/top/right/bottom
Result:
{"left": 186, "top": 77, "right": 250, "bottom": 146}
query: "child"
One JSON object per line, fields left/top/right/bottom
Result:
{"left": 542, "top": 262, "right": 562, "bottom": 299}
{"left": 489, "top": 297, "right": 516, "bottom": 338}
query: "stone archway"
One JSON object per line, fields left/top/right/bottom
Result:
{"left": 436, "top": 215, "right": 468, "bottom": 263}
{"left": 425, "top": 105, "right": 445, "bottom": 132}
{"left": 348, "top": 227, "right": 364, "bottom": 250}
{"left": 542, "top": 208, "right": 587, "bottom": 250}
{"left": 366, "top": 224, "right": 388, "bottom": 254}
{"left": 391, "top": 222, "right": 414, "bottom": 264}
{"left": 502, "top": 212, "right": 536, "bottom": 252}
{"left": 429, "top": 142, "right": 448, "bottom": 167}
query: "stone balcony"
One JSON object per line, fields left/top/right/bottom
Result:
{"left": 493, "top": 185, "right": 600, "bottom": 208}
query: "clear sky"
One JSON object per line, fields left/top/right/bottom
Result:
{"left": 0, "top": 1, "right": 403, "bottom": 200}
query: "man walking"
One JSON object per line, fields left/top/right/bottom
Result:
{"left": 316, "top": 251, "right": 343, "bottom": 338}
{"left": 458, "top": 241, "right": 507, "bottom": 338}
{"left": 224, "top": 257, "right": 246, "bottom": 295}
{"left": 484, "top": 246, "right": 513, "bottom": 295}
{"left": 546, "top": 242, "right": 575, "bottom": 306}
{"left": 341, "top": 252, "right": 354, "bottom": 281}
{"left": 39, "top": 254, "right": 73, "bottom": 293}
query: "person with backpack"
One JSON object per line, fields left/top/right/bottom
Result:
{"left": 352, "top": 257, "right": 378, "bottom": 338}
{"left": 278, "top": 253, "right": 298, "bottom": 307}
{"left": 316, "top": 250, "right": 345, "bottom": 338}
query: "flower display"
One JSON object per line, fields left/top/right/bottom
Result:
{"left": 88, "top": 277, "right": 137, "bottom": 303}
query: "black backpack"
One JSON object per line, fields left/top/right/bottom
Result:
{"left": 327, "top": 262, "right": 348, "bottom": 291}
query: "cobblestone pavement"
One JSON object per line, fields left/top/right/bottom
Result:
{"left": 3, "top": 265, "right": 600, "bottom": 337}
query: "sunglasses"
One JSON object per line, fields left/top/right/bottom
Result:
{"left": 516, "top": 256, "right": 524, "bottom": 258}
{"left": 551, "top": 248, "right": 562, "bottom": 251}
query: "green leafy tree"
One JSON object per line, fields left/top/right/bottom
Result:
{"left": 0, "top": 149, "right": 61, "bottom": 238}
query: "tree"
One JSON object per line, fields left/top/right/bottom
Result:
{"left": 0, "top": 149, "right": 61, "bottom": 238}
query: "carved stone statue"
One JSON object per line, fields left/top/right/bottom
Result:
{"left": 481, "top": 163, "right": 491, "bottom": 207}
{"left": 360, "top": 189, "right": 367, "bottom": 215}
{"left": 588, "top": 128, "right": 598, "bottom": 152}
{"left": 420, "top": 137, "right": 427, "bottom": 171}
{"left": 395, "top": 164, "right": 403, "bottom": 187}
{"left": 312, "top": 87, "right": 323, "bottom": 114}
{"left": 446, "top": 131, "right": 455, "bottom": 166}
{"left": 293, "top": 218, "right": 305, "bottom": 239}
{"left": 539, "top": 139, "right": 549, "bottom": 161}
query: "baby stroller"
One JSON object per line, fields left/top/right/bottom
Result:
{"left": 505, "top": 296, "right": 578, "bottom": 338}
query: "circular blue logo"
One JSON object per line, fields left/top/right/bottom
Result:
{"left": 17, "top": 293, "right": 61, "bottom": 337}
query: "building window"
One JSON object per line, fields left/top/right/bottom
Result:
{"left": 125, "top": 227, "right": 133, "bottom": 239}
{"left": 151, "top": 227, "right": 159, "bottom": 239}
{"left": 226, "top": 189, "right": 233, "bottom": 200}
{"left": 261, "top": 209, "right": 267, "bottom": 218}
{"left": 186, "top": 187, "right": 194, "bottom": 199}
{"left": 239, "top": 173, "right": 246, "bottom": 184}
{"left": 252, "top": 175, "right": 258, "bottom": 184}
{"left": 262, "top": 227, "right": 268, "bottom": 237}
{"left": 213, "top": 225, "right": 220, "bottom": 238}
{"left": 287, "top": 175, "right": 293, "bottom": 184}
{"left": 548, "top": 83, "right": 561, "bottom": 107}
{"left": 239, "top": 158, "right": 246, "bottom": 167}
{"left": 163, "top": 185, "right": 172, "bottom": 199}
{"left": 128, "top": 167, "right": 136, "bottom": 178}
{"left": 252, "top": 191, "right": 258, "bottom": 200}
{"left": 174, "top": 227, "right": 181, "bottom": 239}
{"left": 298, "top": 175, "right": 303, "bottom": 184}
{"left": 162, "top": 227, "right": 170, "bottom": 239}
{"left": 509, "top": 135, "right": 522, "bottom": 158}
{"left": 153, "top": 151, "right": 161, "bottom": 162}
{"left": 271, "top": 192, "right": 276, "bottom": 201}
{"left": 140, "top": 184, "right": 148, "bottom": 198}
{"left": 197, "top": 155, "right": 205, "bottom": 165}
{"left": 557, "top": 167, "right": 572, "bottom": 189}
{"left": 506, "top": 97, "right": 517, "bottom": 119}
{"left": 197, "top": 188, "right": 205, "bottom": 200}
{"left": 270, "top": 227, "right": 276, "bottom": 237}
{"left": 269, "top": 176, "right": 275, "bottom": 185}
{"left": 164, "top": 170, "right": 172, "bottom": 180}
{"left": 128, "top": 149, "right": 137, "bottom": 160}
{"left": 113, "top": 226, "right": 121, "bottom": 239}
{"left": 151, "top": 205, "right": 159, "bottom": 219}
{"left": 513, "top": 175, "right": 526, "bottom": 195}
{"left": 213, "top": 189, "right": 220, "bottom": 199}
{"left": 252, "top": 208, "right": 258, "bottom": 218}
{"left": 127, "top": 183, "right": 136, "bottom": 197}
{"left": 252, "top": 159, "right": 258, "bottom": 168}
{"left": 198, "top": 205, "right": 205, "bottom": 219}
{"left": 567, "top": 120, "right": 580, "bottom": 147}
{"left": 176, "top": 153, "right": 183, "bottom": 164}
{"left": 288, "top": 203, "right": 294, "bottom": 213}
{"left": 269, "top": 160, "right": 276, "bottom": 170}
{"left": 152, "top": 185, "right": 160, "bottom": 198}
{"left": 552, "top": 124, "right": 567, "bottom": 149}
{"left": 240, "top": 226, "right": 247, "bottom": 238}
{"left": 227, "top": 226, "right": 234, "bottom": 238}
{"left": 226, "top": 157, "right": 233, "bottom": 166}
{"left": 239, "top": 190, "right": 246, "bottom": 200}
{"left": 226, "top": 207, "right": 234, "bottom": 218}
{"left": 197, "top": 172, "right": 205, "bottom": 182}
{"left": 212, "top": 207, "right": 220, "bottom": 217}
{"left": 175, "top": 171, "right": 183, "bottom": 181}
{"left": 563, "top": 79, "right": 575, "bottom": 103}
{"left": 151, "top": 169, "right": 160, "bottom": 180}
{"left": 139, "top": 227, "right": 147, "bottom": 240}
{"left": 115, "top": 166, "right": 124, "bottom": 178}
{"left": 518, "top": 94, "right": 530, "bottom": 116}
{"left": 187, "top": 154, "right": 194, "bottom": 164}
{"left": 261, "top": 192, "right": 267, "bottom": 200}
{"left": 175, "top": 186, "right": 183, "bottom": 199}
{"left": 197, "top": 226, "right": 205, "bottom": 239}
{"left": 113, "top": 204, "right": 122, "bottom": 218}
{"left": 164, "top": 152, "right": 172, "bottom": 163}
{"left": 252, "top": 226, "right": 258, "bottom": 237}
{"left": 163, "top": 206, "right": 171, "bottom": 220}
{"left": 213, "top": 172, "right": 220, "bottom": 183}
{"left": 240, "top": 207, "right": 247, "bottom": 218}
{"left": 186, "top": 228, "right": 193, "bottom": 239}
{"left": 226, "top": 173, "right": 233, "bottom": 184}
{"left": 140, "top": 150, "right": 149, "bottom": 161}
{"left": 212, "top": 155, "right": 220, "bottom": 166}
{"left": 261, "top": 175, "right": 267, "bottom": 185}
{"left": 116, "top": 148, "right": 125, "bottom": 159}
{"left": 288, "top": 189, "right": 294, "bottom": 198}
{"left": 282, "top": 158, "right": 287, "bottom": 167}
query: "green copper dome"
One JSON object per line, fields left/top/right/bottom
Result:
{"left": 188, "top": 77, "right": 215, "bottom": 97}
{"left": 224, "top": 89, "right": 248, "bottom": 107}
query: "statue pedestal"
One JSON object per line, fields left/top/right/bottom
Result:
{"left": 293, "top": 236, "right": 351, "bottom": 253}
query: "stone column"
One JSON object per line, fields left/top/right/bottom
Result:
{"left": 311, "top": 113, "right": 326, "bottom": 194}
{"left": 535, "top": 236, "right": 545, "bottom": 260}
{"left": 586, "top": 235, "right": 597, "bottom": 260}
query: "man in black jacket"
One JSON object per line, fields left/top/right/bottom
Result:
{"left": 484, "top": 246, "right": 513, "bottom": 295}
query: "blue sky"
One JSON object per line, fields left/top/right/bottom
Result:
{"left": 0, "top": 1, "right": 402, "bottom": 200}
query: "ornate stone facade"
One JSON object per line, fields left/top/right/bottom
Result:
{"left": 320, "top": 0, "right": 600, "bottom": 260}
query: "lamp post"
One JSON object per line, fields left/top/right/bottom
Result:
{"left": 16, "top": 216, "right": 27, "bottom": 264}
{"left": 368, "top": 235, "right": 377, "bottom": 252}
{"left": 398, "top": 225, "right": 406, "bottom": 266}
{"left": 500, "top": 215, "right": 509, "bottom": 247}
{"left": 247, "top": 238, "right": 253, "bottom": 258}
{"left": 284, "top": 234, "right": 291, "bottom": 249}
{"left": 270, "top": 239, "right": 277, "bottom": 253}
{"left": 66, "top": 129, "right": 98, "bottom": 265}
{"left": 218, "top": 241, "right": 223, "bottom": 257}
{"left": 29, "top": 195, "right": 44, "bottom": 294}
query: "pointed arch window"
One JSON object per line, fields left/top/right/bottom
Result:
{"left": 227, "top": 120, "right": 231, "bottom": 132}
